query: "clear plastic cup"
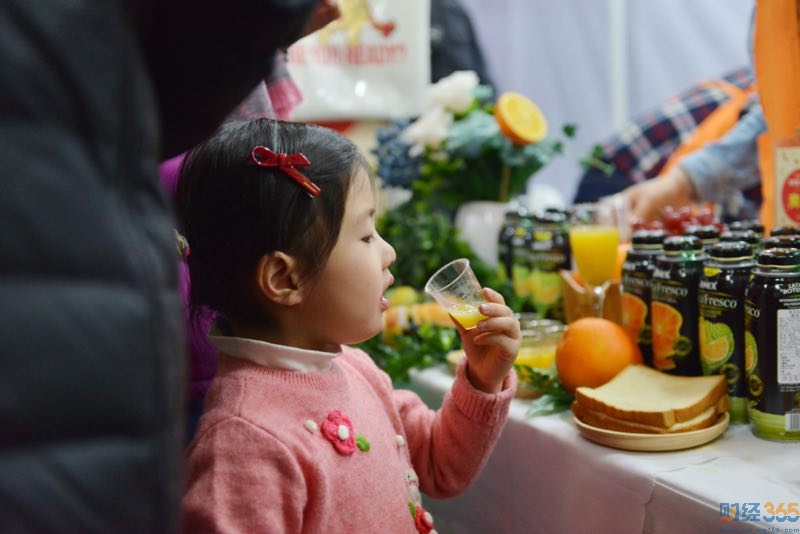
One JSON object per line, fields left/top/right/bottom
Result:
{"left": 424, "top": 258, "right": 488, "bottom": 329}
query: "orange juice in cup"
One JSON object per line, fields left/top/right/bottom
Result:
{"left": 516, "top": 342, "right": 557, "bottom": 369}
{"left": 569, "top": 203, "right": 621, "bottom": 317}
{"left": 424, "top": 258, "right": 488, "bottom": 330}
{"left": 569, "top": 225, "right": 620, "bottom": 287}
{"left": 448, "top": 302, "right": 488, "bottom": 330}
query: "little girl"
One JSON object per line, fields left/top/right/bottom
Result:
{"left": 177, "top": 118, "right": 520, "bottom": 533}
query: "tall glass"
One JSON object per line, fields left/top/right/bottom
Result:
{"left": 569, "top": 203, "right": 620, "bottom": 317}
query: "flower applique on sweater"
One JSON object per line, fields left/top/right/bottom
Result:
{"left": 405, "top": 469, "right": 437, "bottom": 534}
{"left": 303, "top": 411, "right": 437, "bottom": 532}
{"left": 303, "top": 410, "right": 370, "bottom": 455}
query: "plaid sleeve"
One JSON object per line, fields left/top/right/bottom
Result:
{"left": 600, "top": 66, "right": 752, "bottom": 184}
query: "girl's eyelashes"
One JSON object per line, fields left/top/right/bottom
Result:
{"left": 362, "top": 221, "right": 377, "bottom": 243}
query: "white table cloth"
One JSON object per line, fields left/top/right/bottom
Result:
{"left": 410, "top": 365, "right": 800, "bottom": 534}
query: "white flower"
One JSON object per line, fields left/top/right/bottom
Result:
{"left": 401, "top": 107, "right": 453, "bottom": 156}
{"left": 429, "top": 70, "right": 479, "bottom": 114}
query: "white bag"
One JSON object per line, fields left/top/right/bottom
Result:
{"left": 287, "top": 0, "right": 430, "bottom": 121}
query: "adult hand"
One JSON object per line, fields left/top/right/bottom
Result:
{"left": 456, "top": 288, "right": 521, "bottom": 394}
{"left": 622, "top": 166, "right": 696, "bottom": 222}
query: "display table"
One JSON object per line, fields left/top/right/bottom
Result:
{"left": 410, "top": 365, "right": 800, "bottom": 533}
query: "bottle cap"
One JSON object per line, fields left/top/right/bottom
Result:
{"left": 761, "top": 235, "right": 800, "bottom": 250}
{"left": 532, "top": 211, "right": 566, "bottom": 226}
{"left": 769, "top": 225, "right": 800, "bottom": 237}
{"left": 684, "top": 224, "right": 720, "bottom": 241}
{"left": 720, "top": 229, "right": 759, "bottom": 246}
{"left": 706, "top": 241, "right": 753, "bottom": 260}
{"left": 756, "top": 247, "right": 800, "bottom": 268}
{"left": 663, "top": 235, "right": 702, "bottom": 254}
{"left": 631, "top": 229, "right": 666, "bottom": 249}
{"left": 729, "top": 219, "right": 765, "bottom": 236}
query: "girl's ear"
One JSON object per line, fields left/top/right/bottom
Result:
{"left": 254, "top": 252, "right": 304, "bottom": 306}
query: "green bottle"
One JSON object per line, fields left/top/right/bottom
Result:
{"left": 527, "top": 211, "right": 570, "bottom": 321}
{"left": 699, "top": 241, "right": 755, "bottom": 423}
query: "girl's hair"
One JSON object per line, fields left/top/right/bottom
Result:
{"left": 176, "top": 119, "right": 369, "bottom": 325}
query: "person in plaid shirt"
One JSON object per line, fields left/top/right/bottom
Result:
{"left": 574, "top": 66, "right": 757, "bottom": 218}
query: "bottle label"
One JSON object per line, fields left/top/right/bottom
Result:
{"left": 621, "top": 271, "right": 652, "bottom": 366}
{"left": 528, "top": 249, "right": 568, "bottom": 321}
{"left": 777, "top": 308, "right": 800, "bottom": 385}
{"left": 698, "top": 268, "right": 750, "bottom": 423}
{"left": 511, "top": 237, "right": 531, "bottom": 299}
{"left": 651, "top": 271, "right": 701, "bottom": 376}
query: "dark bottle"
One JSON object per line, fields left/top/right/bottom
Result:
{"left": 620, "top": 229, "right": 666, "bottom": 368}
{"left": 527, "top": 211, "right": 570, "bottom": 321}
{"left": 651, "top": 236, "right": 706, "bottom": 376}
{"left": 730, "top": 219, "right": 765, "bottom": 239}
{"left": 762, "top": 235, "right": 800, "bottom": 251}
{"left": 698, "top": 241, "right": 755, "bottom": 423}
{"left": 744, "top": 248, "right": 800, "bottom": 441}
{"left": 684, "top": 224, "right": 721, "bottom": 250}
{"left": 545, "top": 206, "right": 572, "bottom": 219}
{"left": 497, "top": 208, "right": 527, "bottom": 284}
{"left": 720, "top": 229, "right": 761, "bottom": 255}
{"left": 770, "top": 225, "right": 800, "bottom": 237}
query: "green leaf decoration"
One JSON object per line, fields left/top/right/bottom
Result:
{"left": 356, "top": 435, "right": 371, "bottom": 452}
{"left": 514, "top": 364, "right": 575, "bottom": 417}
{"left": 526, "top": 393, "right": 575, "bottom": 417}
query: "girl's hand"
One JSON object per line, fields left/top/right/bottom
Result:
{"left": 455, "top": 287, "right": 521, "bottom": 394}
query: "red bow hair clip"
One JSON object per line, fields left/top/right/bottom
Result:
{"left": 248, "top": 146, "right": 321, "bottom": 198}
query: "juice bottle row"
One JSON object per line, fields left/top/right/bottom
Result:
{"left": 620, "top": 222, "right": 800, "bottom": 441}
{"left": 496, "top": 208, "right": 572, "bottom": 321}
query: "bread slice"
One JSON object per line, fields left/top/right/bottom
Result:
{"left": 572, "top": 394, "right": 728, "bottom": 434}
{"left": 573, "top": 364, "right": 728, "bottom": 428}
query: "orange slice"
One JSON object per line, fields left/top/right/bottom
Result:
{"left": 495, "top": 91, "right": 548, "bottom": 145}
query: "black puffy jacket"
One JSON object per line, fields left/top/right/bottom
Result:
{"left": 0, "top": 1, "right": 313, "bottom": 531}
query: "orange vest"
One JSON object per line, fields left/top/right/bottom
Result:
{"left": 755, "top": 0, "right": 800, "bottom": 231}
{"left": 661, "top": 80, "right": 755, "bottom": 175}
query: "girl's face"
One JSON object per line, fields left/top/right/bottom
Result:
{"left": 297, "top": 168, "right": 396, "bottom": 349}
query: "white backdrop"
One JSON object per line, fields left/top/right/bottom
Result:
{"left": 459, "top": 0, "right": 753, "bottom": 203}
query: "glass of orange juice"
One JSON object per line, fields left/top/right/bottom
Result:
{"left": 569, "top": 203, "right": 620, "bottom": 317}
{"left": 424, "top": 258, "right": 488, "bottom": 330}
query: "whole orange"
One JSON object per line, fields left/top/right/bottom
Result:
{"left": 555, "top": 317, "right": 643, "bottom": 392}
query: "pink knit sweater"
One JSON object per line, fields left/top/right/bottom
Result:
{"left": 181, "top": 346, "right": 516, "bottom": 533}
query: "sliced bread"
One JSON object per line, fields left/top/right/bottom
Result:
{"left": 572, "top": 394, "right": 728, "bottom": 434}
{"left": 573, "top": 364, "right": 727, "bottom": 428}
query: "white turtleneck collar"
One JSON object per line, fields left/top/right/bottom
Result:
{"left": 208, "top": 330, "right": 341, "bottom": 373}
